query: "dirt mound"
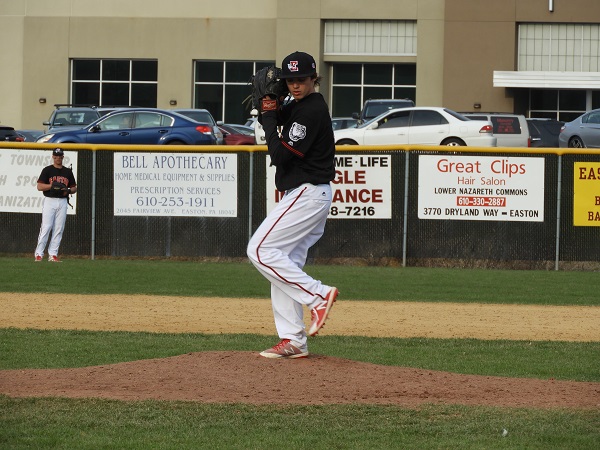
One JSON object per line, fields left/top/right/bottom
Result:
{"left": 1, "top": 352, "right": 598, "bottom": 408}
{"left": 1, "top": 293, "right": 599, "bottom": 408}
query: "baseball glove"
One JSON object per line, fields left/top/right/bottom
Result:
{"left": 51, "top": 181, "right": 69, "bottom": 197}
{"left": 248, "top": 66, "right": 288, "bottom": 113}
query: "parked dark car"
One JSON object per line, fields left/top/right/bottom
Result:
{"left": 17, "top": 129, "right": 45, "bottom": 142}
{"left": 218, "top": 124, "right": 255, "bottom": 145}
{"left": 0, "top": 126, "right": 24, "bottom": 142}
{"left": 527, "top": 119, "right": 564, "bottom": 148}
{"left": 36, "top": 108, "right": 217, "bottom": 145}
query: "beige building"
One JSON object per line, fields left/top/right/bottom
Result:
{"left": 1, "top": 0, "right": 599, "bottom": 130}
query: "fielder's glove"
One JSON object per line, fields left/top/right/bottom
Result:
{"left": 248, "top": 66, "right": 288, "bottom": 113}
{"left": 51, "top": 181, "right": 69, "bottom": 197}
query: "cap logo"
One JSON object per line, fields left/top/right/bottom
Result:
{"left": 287, "top": 61, "right": 299, "bottom": 72}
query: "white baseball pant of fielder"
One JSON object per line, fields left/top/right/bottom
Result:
{"left": 35, "top": 197, "right": 69, "bottom": 258}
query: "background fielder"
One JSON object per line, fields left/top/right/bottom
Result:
{"left": 34, "top": 148, "right": 77, "bottom": 262}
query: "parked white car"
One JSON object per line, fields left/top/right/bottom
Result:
{"left": 331, "top": 117, "right": 359, "bottom": 131}
{"left": 334, "top": 107, "right": 497, "bottom": 147}
{"left": 254, "top": 118, "right": 266, "bottom": 145}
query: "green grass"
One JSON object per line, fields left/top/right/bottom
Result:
{"left": 1, "top": 256, "right": 599, "bottom": 448}
{"left": 1, "top": 257, "right": 599, "bottom": 305}
{"left": 1, "top": 329, "right": 598, "bottom": 382}
{"left": 2, "top": 398, "right": 599, "bottom": 449}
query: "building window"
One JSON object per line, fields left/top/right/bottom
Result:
{"left": 330, "top": 63, "right": 416, "bottom": 117}
{"left": 518, "top": 24, "right": 600, "bottom": 72}
{"left": 529, "top": 89, "right": 600, "bottom": 121}
{"left": 193, "top": 60, "right": 274, "bottom": 124}
{"left": 71, "top": 59, "right": 157, "bottom": 107}
{"left": 324, "top": 20, "right": 417, "bottom": 56}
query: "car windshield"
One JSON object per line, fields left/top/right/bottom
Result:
{"left": 355, "top": 108, "right": 469, "bottom": 129}
{"left": 54, "top": 110, "right": 98, "bottom": 126}
{"left": 584, "top": 111, "right": 600, "bottom": 124}
{"left": 177, "top": 111, "right": 214, "bottom": 124}
{"left": 444, "top": 109, "right": 469, "bottom": 121}
{"left": 358, "top": 110, "right": 400, "bottom": 128}
{"left": 363, "top": 101, "right": 413, "bottom": 120}
{"left": 228, "top": 125, "right": 254, "bottom": 135}
{"left": 0, "top": 128, "right": 17, "bottom": 138}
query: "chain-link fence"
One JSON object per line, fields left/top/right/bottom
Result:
{"left": 1, "top": 143, "right": 599, "bottom": 270}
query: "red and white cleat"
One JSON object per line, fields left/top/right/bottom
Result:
{"left": 259, "top": 339, "right": 309, "bottom": 359}
{"left": 308, "top": 287, "right": 338, "bottom": 336}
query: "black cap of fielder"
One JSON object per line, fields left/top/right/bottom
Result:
{"left": 280, "top": 51, "right": 317, "bottom": 79}
{"left": 52, "top": 148, "right": 64, "bottom": 156}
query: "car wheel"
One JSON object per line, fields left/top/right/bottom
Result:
{"left": 568, "top": 136, "right": 586, "bottom": 148}
{"left": 336, "top": 139, "right": 358, "bottom": 145}
{"left": 441, "top": 138, "right": 466, "bottom": 146}
{"left": 167, "top": 140, "right": 186, "bottom": 145}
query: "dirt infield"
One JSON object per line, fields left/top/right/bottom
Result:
{"left": 1, "top": 293, "right": 599, "bottom": 408}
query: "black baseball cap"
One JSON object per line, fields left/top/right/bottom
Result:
{"left": 52, "top": 148, "right": 64, "bottom": 156}
{"left": 280, "top": 51, "right": 317, "bottom": 79}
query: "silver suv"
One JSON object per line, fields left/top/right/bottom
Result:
{"left": 353, "top": 98, "right": 415, "bottom": 125}
{"left": 43, "top": 104, "right": 118, "bottom": 133}
{"left": 462, "top": 113, "right": 530, "bottom": 147}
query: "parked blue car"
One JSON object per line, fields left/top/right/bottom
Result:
{"left": 36, "top": 108, "right": 217, "bottom": 145}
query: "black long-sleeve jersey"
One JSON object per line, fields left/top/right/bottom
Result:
{"left": 38, "top": 165, "right": 76, "bottom": 198}
{"left": 260, "top": 92, "right": 336, "bottom": 192}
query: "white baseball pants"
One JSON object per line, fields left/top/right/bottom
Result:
{"left": 247, "top": 183, "right": 333, "bottom": 348}
{"left": 35, "top": 197, "right": 68, "bottom": 258}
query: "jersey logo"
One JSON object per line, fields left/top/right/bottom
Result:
{"left": 288, "top": 122, "right": 306, "bottom": 143}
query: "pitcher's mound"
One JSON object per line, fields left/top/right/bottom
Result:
{"left": 1, "top": 352, "right": 598, "bottom": 409}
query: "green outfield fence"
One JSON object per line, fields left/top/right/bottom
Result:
{"left": 1, "top": 142, "right": 599, "bottom": 270}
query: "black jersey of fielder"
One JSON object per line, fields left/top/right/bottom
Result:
{"left": 261, "top": 92, "right": 336, "bottom": 192}
{"left": 38, "top": 165, "right": 76, "bottom": 198}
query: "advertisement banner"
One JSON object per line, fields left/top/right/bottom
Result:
{"left": 113, "top": 152, "right": 237, "bottom": 217}
{"left": 0, "top": 148, "right": 78, "bottom": 214}
{"left": 573, "top": 162, "right": 600, "bottom": 226}
{"left": 266, "top": 154, "right": 392, "bottom": 219}
{"left": 418, "top": 155, "right": 545, "bottom": 222}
